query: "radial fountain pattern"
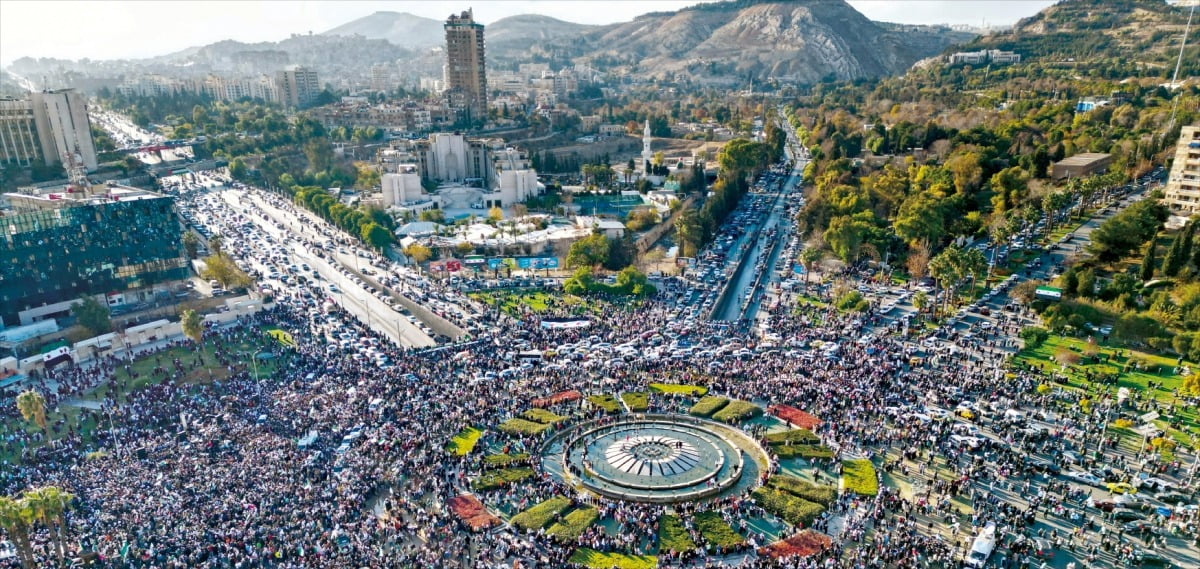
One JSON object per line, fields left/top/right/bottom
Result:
{"left": 603, "top": 435, "right": 700, "bottom": 477}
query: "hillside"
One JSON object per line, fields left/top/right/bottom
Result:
{"left": 961, "top": 0, "right": 1197, "bottom": 71}
{"left": 321, "top": 11, "right": 444, "bottom": 50}
{"left": 486, "top": 15, "right": 597, "bottom": 62}
{"left": 564, "top": 0, "right": 973, "bottom": 85}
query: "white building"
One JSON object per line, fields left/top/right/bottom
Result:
{"left": 0, "top": 90, "right": 98, "bottom": 171}
{"left": 381, "top": 165, "right": 426, "bottom": 206}
{"left": 642, "top": 119, "right": 654, "bottom": 172}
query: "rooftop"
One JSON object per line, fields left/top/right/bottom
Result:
{"left": 1055, "top": 152, "right": 1111, "bottom": 166}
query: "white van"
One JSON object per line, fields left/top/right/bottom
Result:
{"left": 964, "top": 523, "right": 996, "bottom": 568}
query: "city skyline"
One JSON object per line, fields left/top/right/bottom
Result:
{"left": 0, "top": 0, "right": 1056, "bottom": 65}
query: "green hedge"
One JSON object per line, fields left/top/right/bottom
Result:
{"left": 766, "top": 476, "right": 837, "bottom": 506}
{"left": 771, "top": 444, "right": 835, "bottom": 460}
{"left": 657, "top": 515, "right": 697, "bottom": 553}
{"left": 522, "top": 408, "right": 567, "bottom": 424}
{"left": 472, "top": 467, "right": 535, "bottom": 491}
{"left": 690, "top": 396, "right": 730, "bottom": 417}
{"left": 499, "top": 418, "right": 553, "bottom": 436}
{"left": 483, "top": 453, "right": 530, "bottom": 467}
{"left": 764, "top": 429, "right": 820, "bottom": 445}
{"left": 621, "top": 392, "right": 649, "bottom": 412}
{"left": 751, "top": 486, "right": 826, "bottom": 527}
{"left": 568, "top": 548, "right": 657, "bottom": 569}
{"left": 511, "top": 496, "right": 571, "bottom": 530}
{"left": 649, "top": 383, "right": 708, "bottom": 396}
{"left": 694, "top": 511, "right": 745, "bottom": 548}
{"left": 548, "top": 506, "right": 599, "bottom": 542}
{"left": 588, "top": 394, "right": 622, "bottom": 414}
{"left": 711, "top": 400, "right": 762, "bottom": 423}
{"left": 841, "top": 459, "right": 879, "bottom": 496}
{"left": 446, "top": 426, "right": 483, "bottom": 456}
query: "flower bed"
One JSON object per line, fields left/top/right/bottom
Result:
{"left": 568, "top": 548, "right": 657, "bottom": 569}
{"left": 657, "top": 515, "right": 697, "bottom": 553}
{"left": 751, "top": 486, "right": 826, "bottom": 527}
{"left": 533, "top": 390, "right": 583, "bottom": 408}
{"left": 768, "top": 404, "right": 822, "bottom": 429}
{"left": 689, "top": 396, "right": 730, "bottom": 417}
{"left": 522, "top": 408, "right": 567, "bottom": 424}
{"left": 483, "top": 453, "right": 530, "bottom": 467}
{"left": 587, "top": 394, "right": 622, "bottom": 414}
{"left": 511, "top": 496, "right": 571, "bottom": 531}
{"left": 446, "top": 426, "right": 483, "bottom": 456}
{"left": 471, "top": 467, "right": 535, "bottom": 491}
{"left": 548, "top": 506, "right": 599, "bottom": 542}
{"left": 766, "top": 476, "right": 837, "bottom": 506}
{"left": 446, "top": 493, "right": 500, "bottom": 531}
{"left": 841, "top": 459, "right": 879, "bottom": 496}
{"left": 621, "top": 392, "right": 649, "bottom": 412}
{"left": 694, "top": 511, "right": 745, "bottom": 548}
{"left": 758, "top": 530, "right": 832, "bottom": 559}
{"left": 499, "top": 418, "right": 552, "bottom": 436}
{"left": 648, "top": 383, "right": 708, "bottom": 396}
{"left": 711, "top": 400, "right": 762, "bottom": 423}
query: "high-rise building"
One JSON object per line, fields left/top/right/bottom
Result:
{"left": 0, "top": 185, "right": 188, "bottom": 327}
{"left": 443, "top": 9, "right": 487, "bottom": 122}
{"left": 276, "top": 65, "right": 321, "bottom": 109}
{"left": 1163, "top": 125, "right": 1200, "bottom": 213}
{"left": 0, "top": 89, "right": 97, "bottom": 172}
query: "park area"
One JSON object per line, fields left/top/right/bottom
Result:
{"left": 467, "top": 289, "right": 614, "bottom": 318}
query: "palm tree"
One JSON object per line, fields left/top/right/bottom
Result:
{"left": 800, "top": 248, "right": 823, "bottom": 290}
{"left": 15, "top": 390, "right": 48, "bottom": 443}
{"left": 0, "top": 496, "right": 36, "bottom": 569}
{"left": 180, "top": 309, "right": 203, "bottom": 344}
{"left": 207, "top": 234, "right": 224, "bottom": 257}
{"left": 25, "top": 487, "right": 73, "bottom": 564}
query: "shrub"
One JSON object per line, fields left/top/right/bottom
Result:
{"left": 765, "top": 429, "right": 820, "bottom": 445}
{"left": 472, "top": 467, "right": 535, "bottom": 491}
{"left": 588, "top": 394, "right": 622, "bottom": 414}
{"left": 1036, "top": 384, "right": 1053, "bottom": 395}
{"left": 690, "top": 396, "right": 730, "bottom": 417}
{"left": 694, "top": 511, "right": 745, "bottom": 548}
{"left": 751, "top": 487, "right": 826, "bottom": 527}
{"left": 712, "top": 400, "right": 763, "bottom": 423}
{"left": 511, "top": 496, "right": 571, "bottom": 530}
{"left": 657, "top": 515, "right": 697, "bottom": 553}
{"left": 621, "top": 392, "right": 649, "bottom": 411}
{"left": 446, "top": 494, "right": 500, "bottom": 531}
{"left": 766, "top": 477, "right": 837, "bottom": 506}
{"left": 835, "top": 291, "right": 864, "bottom": 311}
{"left": 483, "top": 453, "right": 530, "bottom": 467}
{"left": 567, "top": 548, "right": 657, "bottom": 569}
{"left": 768, "top": 405, "right": 822, "bottom": 429}
{"left": 1019, "top": 326, "right": 1050, "bottom": 348}
{"left": 522, "top": 409, "right": 567, "bottom": 424}
{"left": 759, "top": 530, "right": 832, "bottom": 559}
{"left": 446, "top": 426, "right": 483, "bottom": 456}
{"left": 548, "top": 507, "right": 599, "bottom": 542}
{"left": 499, "top": 418, "right": 552, "bottom": 436}
{"left": 772, "top": 445, "right": 836, "bottom": 459}
{"left": 649, "top": 383, "right": 708, "bottom": 396}
{"left": 841, "top": 459, "right": 879, "bottom": 496}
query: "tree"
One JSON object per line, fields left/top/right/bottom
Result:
{"left": 419, "top": 209, "right": 446, "bottom": 223}
{"left": 905, "top": 240, "right": 932, "bottom": 281}
{"left": 24, "top": 487, "right": 73, "bottom": 565}
{"left": 929, "top": 246, "right": 965, "bottom": 313}
{"left": 71, "top": 296, "right": 112, "bottom": 335}
{"left": 566, "top": 233, "right": 611, "bottom": 270}
{"left": 1141, "top": 239, "right": 1157, "bottom": 282}
{"left": 488, "top": 206, "right": 504, "bottom": 223}
{"left": 182, "top": 231, "right": 200, "bottom": 260}
{"left": 913, "top": 290, "right": 930, "bottom": 313}
{"left": 455, "top": 241, "right": 475, "bottom": 256}
{"left": 1076, "top": 268, "right": 1096, "bottom": 298}
{"left": 1012, "top": 280, "right": 1043, "bottom": 304}
{"left": 208, "top": 234, "right": 224, "bottom": 257}
{"left": 0, "top": 496, "right": 35, "bottom": 569}
{"left": 228, "top": 157, "right": 248, "bottom": 180}
{"left": 1164, "top": 223, "right": 1193, "bottom": 277}
{"left": 405, "top": 243, "right": 432, "bottom": 263}
{"left": 800, "top": 247, "right": 824, "bottom": 289}
{"left": 180, "top": 309, "right": 203, "bottom": 344}
{"left": 16, "top": 390, "right": 48, "bottom": 443}
{"left": 1020, "top": 327, "right": 1050, "bottom": 349}
{"left": 360, "top": 222, "right": 394, "bottom": 250}
{"left": 202, "top": 254, "right": 253, "bottom": 290}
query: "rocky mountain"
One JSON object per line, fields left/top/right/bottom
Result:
{"left": 960, "top": 0, "right": 1197, "bottom": 71}
{"left": 486, "top": 15, "right": 597, "bottom": 61}
{"left": 553, "top": 0, "right": 974, "bottom": 85}
{"left": 321, "top": 11, "right": 444, "bottom": 50}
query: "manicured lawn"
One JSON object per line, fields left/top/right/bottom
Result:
{"left": 690, "top": 396, "right": 730, "bottom": 417}
{"left": 467, "top": 290, "right": 612, "bottom": 318}
{"left": 694, "top": 511, "right": 745, "bottom": 548}
{"left": 712, "top": 400, "right": 762, "bottom": 423}
{"left": 657, "top": 514, "right": 697, "bottom": 553}
{"left": 522, "top": 408, "right": 567, "bottom": 424}
{"left": 766, "top": 476, "right": 837, "bottom": 506}
{"left": 622, "top": 392, "right": 649, "bottom": 412}
{"left": 446, "top": 426, "right": 483, "bottom": 455}
{"left": 548, "top": 506, "right": 599, "bottom": 542}
{"left": 499, "top": 418, "right": 553, "bottom": 435}
{"left": 841, "top": 459, "right": 879, "bottom": 496}
{"left": 483, "top": 453, "right": 529, "bottom": 467}
{"left": 568, "top": 548, "right": 657, "bottom": 569}
{"left": 472, "top": 467, "right": 535, "bottom": 491}
{"left": 649, "top": 383, "right": 708, "bottom": 396}
{"left": 765, "top": 431, "right": 833, "bottom": 459}
{"left": 511, "top": 496, "right": 571, "bottom": 530}
{"left": 752, "top": 486, "right": 826, "bottom": 527}
{"left": 588, "top": 393, "right": 623, "bottom": 414}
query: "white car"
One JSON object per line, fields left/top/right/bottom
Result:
{"left": 1064, "top": 471, "right": 1103, "bottom": 487}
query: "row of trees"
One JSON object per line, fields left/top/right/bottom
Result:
{"left": 293, "top": 186, "right": 396, "bottom": 250}
{"left": 674, "top": 136, "right": 779, "bottom": 257}
{"left": 8, "top": 390, "right": 74, "bottom": 568}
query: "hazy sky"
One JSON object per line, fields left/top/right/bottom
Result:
{"left": 0, "top": 0, "right": 1058, "bottom": 65}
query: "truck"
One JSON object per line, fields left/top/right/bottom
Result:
{"left": 964, "top": 523, "right": 996, "bottom": 568}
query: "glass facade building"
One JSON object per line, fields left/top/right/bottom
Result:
{"left": 0, "top": 195, "right": 188, "bottom": 325}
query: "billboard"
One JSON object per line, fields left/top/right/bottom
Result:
{"left": 485, "top": 257, "right": 558, "bottom": 270}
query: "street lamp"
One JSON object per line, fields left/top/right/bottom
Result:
{"left": 241, "top": 348, "right": 267, "bottom": 393}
